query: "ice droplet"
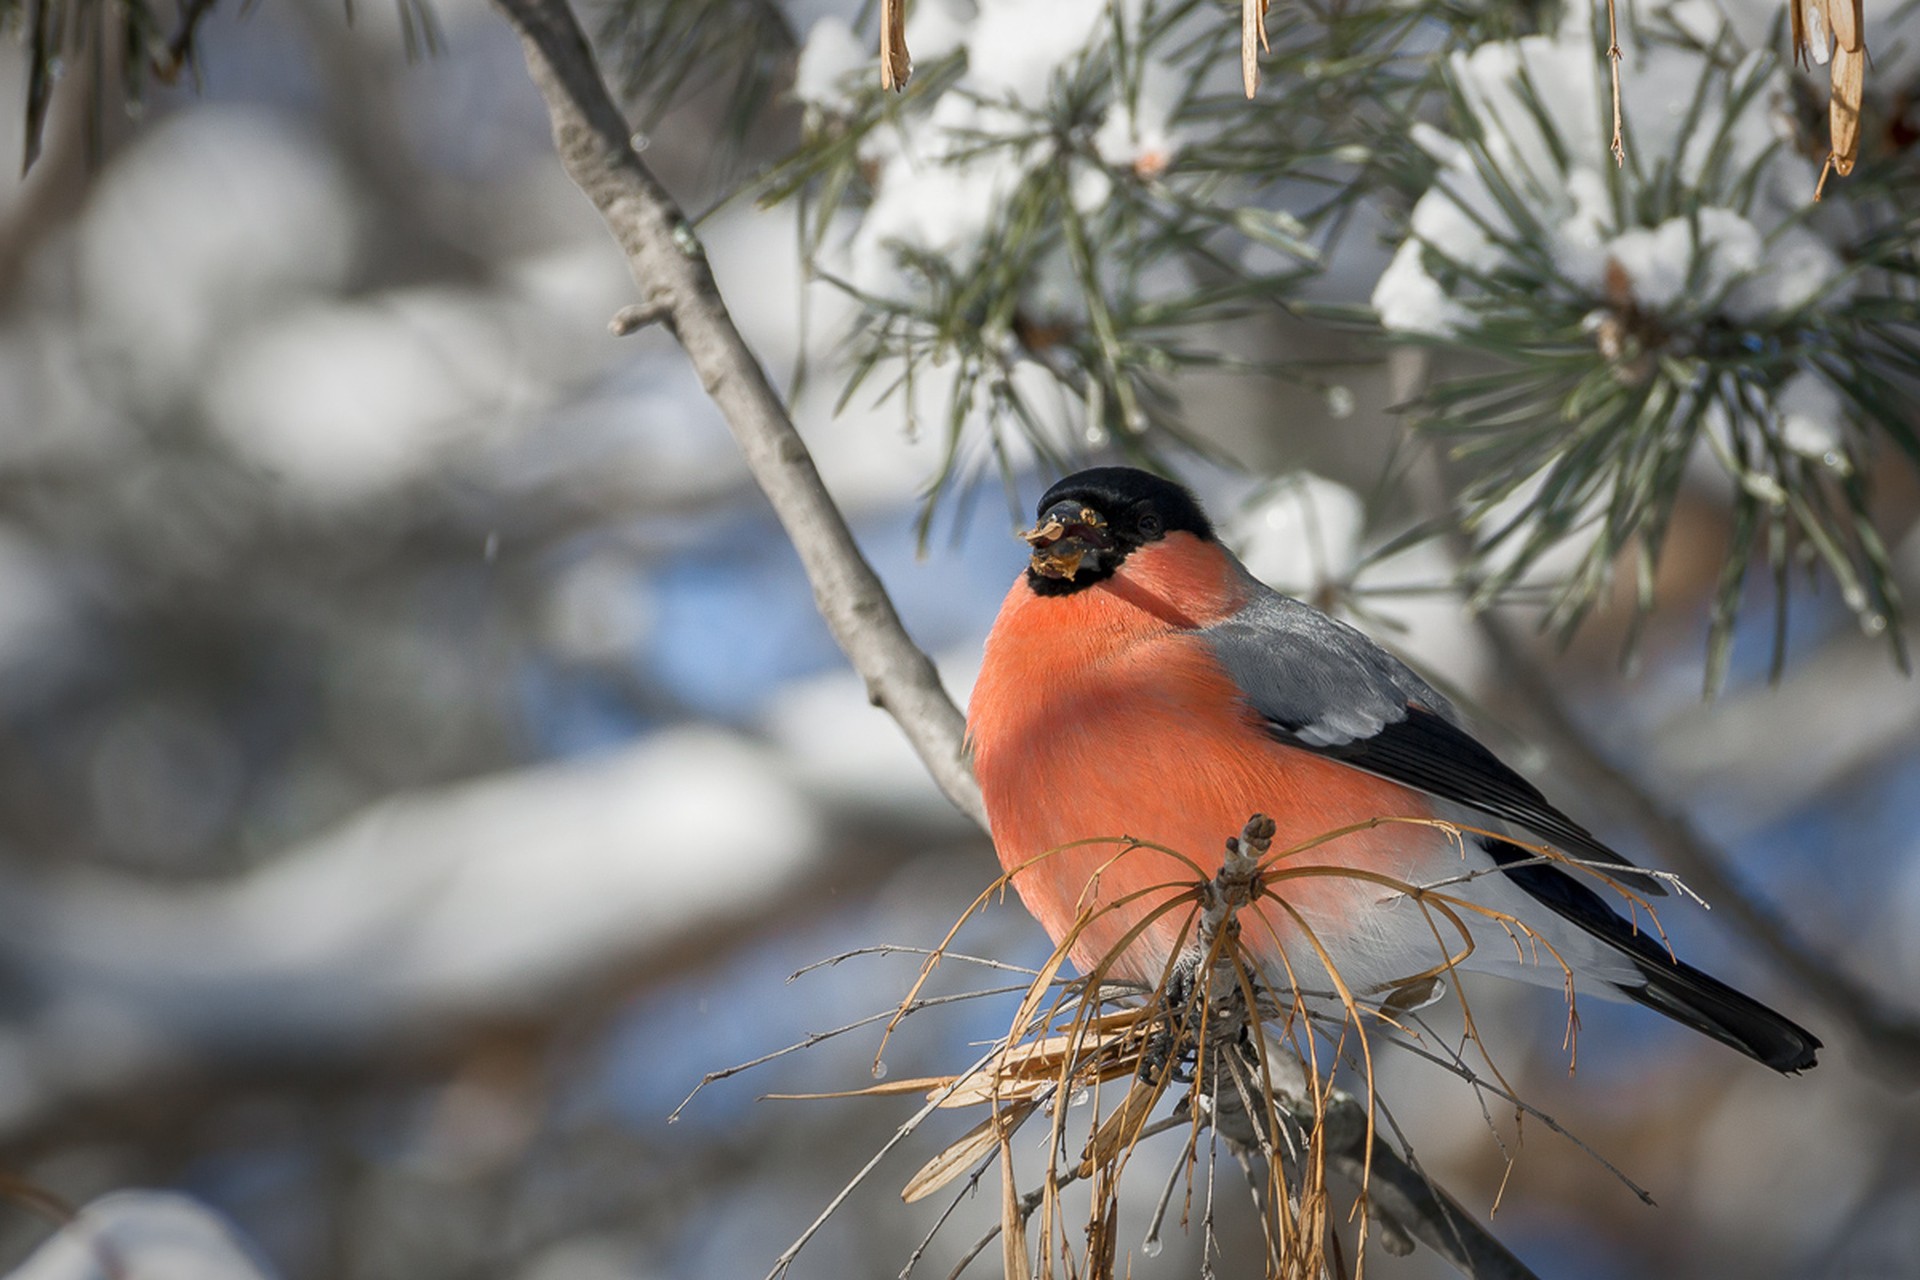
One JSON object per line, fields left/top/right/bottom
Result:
{"left": 871, "top": 1059, "right": 889, "bottom": 1081}
{"left": 1863, "top": 612, "right": 1888, "bottom": 636}
{"left": 1143, "top": 1237, "right": 1164, "bottom": 1258}
{"left": 1069, "top": 1086, "right": 1090, "bottom": 1108}
{"left": 1741, "top": 472, "right": 1787, "bottom": 508}
{"left": 1325, "top": 385, "right": 1355, "bottom": 419}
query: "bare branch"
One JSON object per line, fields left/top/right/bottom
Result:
{"left": 1473, "top": 613, "right": 1920, "bottom": 1078}
{"left": 1604, "top": 0, "right": 1625, "bottom": 166}
{"left": 1327, "top": 1114, "right": 1539, "bottom": 1280}
{"left": 489, "top": 0, "right": 985, "bottom": 829}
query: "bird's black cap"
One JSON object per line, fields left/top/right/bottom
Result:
{"left": 1035, "top": 467, "right": 1216, "bottom": 542}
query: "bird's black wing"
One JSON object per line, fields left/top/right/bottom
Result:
{"left": 1202, "top": 588, "right": 1829, "bottom": 1071}
{"left": 1201, "top": 591, "right": 1666, "bottom": 895}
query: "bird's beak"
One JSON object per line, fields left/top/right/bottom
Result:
{"left": 1021, "top": 501, "right": 1112, "bottom": 580}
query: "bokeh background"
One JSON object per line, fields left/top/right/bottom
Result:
{"left": 0, "top": 0, "right": 1916, "bottom": 1277}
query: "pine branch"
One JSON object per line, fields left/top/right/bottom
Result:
{"left": 1403, "top": 347, "right": 1920, "bottom": 1080}
{"left": 490, "top": 2, "right": 1541, "bottom": 1273}
{"left": 490, "top": 0, "right": 983, "bottom": 830}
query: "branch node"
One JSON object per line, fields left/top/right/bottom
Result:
{"left": 609, "top": 298, "right": 671, "bottom": 336}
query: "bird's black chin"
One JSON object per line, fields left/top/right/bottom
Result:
{"left": 1026, "top": 547, "right": 1122, "bottom": 595}
{"left": 1022, "top": 499, "right": 1122, "bottom": 594}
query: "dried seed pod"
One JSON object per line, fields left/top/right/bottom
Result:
{"left": 880, "top": 0, "right": 910, "bottom": 92}
{"left": 1830, "top": 0, "right": 1863, "bottom": 53}
{"left": 1801, "top": 0, "right": 1868, "bottom": 197}
{"left": 1242, "top": 0, "right": 1270, "bottom": 98}
{"left": 1829, "top": 40, "right": 1864, "bottom": 176}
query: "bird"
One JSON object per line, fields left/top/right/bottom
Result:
{"left": 966, "top": 465, "right": 1819, "bottom": 1073}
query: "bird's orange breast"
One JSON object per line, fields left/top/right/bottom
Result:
{"left": 968, "top": 537, "right": 1439, "bottom": 985}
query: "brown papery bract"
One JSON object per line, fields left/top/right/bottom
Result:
{"left": 1793, "top": 0, "right": 1869, "bottom": 196}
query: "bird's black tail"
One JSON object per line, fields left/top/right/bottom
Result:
{"left": 1620, "top": 950, "right": 1820, "bottom": 1073}
{"left": 1485, "top": 839, "right": 1821, "bottom": 1073}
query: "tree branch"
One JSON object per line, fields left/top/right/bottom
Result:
{"left": 490, "top": 0, "right": 984, "bottom": 828}
{"left": 1332, "top": 1121, "right": 1540, "bottom": 1280}
{"left": 1394, "top": 344, "right": 1920, "bottom": 1079}
{"left": 492, "top": 4, "right": 1546, "bottom": 1272}
{"left": 1243, "top": 1040, "right": 1541, "bottom": 1280}
{"left": 1474, "top": 612, "right": 1920, "bottom": 1077}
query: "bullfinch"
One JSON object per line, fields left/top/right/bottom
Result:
{"left": 967, "top": 466, "right": 1819, "bottom": 1073}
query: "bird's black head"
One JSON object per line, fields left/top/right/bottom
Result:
{"left": 1022, "top": 466, "right": 1216, "bottom": 595}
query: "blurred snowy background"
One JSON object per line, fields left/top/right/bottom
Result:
{"left": 0, "top": 0, "right": 1913, "bottom": 1277}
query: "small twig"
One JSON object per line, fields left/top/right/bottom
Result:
{"left": 1605, "top": 0, "right": 1626, "bottom": 166}
{"left": 1397, "top": 1011, "right": 1656, "bottom": 1205}
{"left": 608, "top": 298, "right": 670, "bottom": 335}
{"left": 901, "top": 1162, "right": 993, "bottom": 1279}
{"left": 1210, "top": 1037, "right": 1279, "bottom": 1163}
{"left": 1143, "top": 1123, "right": 1200, "bottom": 1258}
{"left": 764, "top": 1045, "right": 1005, "bottom": 1280}
{"left": 789, "top": 946, "right": 1043, "bottom": 981}
{"left": 1416, "top": 848, "right": 1700, "bottom": 908}
{"left": 943, "top": 1191, "right": 1034, "bottom": 1280}
{"left": 1198, "top": 815, "right": 1274, "bottom": 934}
{"left": 940, "top": 1114, "right": 1190, "bottom": 1280}
{"left": 668, "top": 985, "right": 1029, "bottom": 1122}
{"left": 1199, "top": 1120, "right": 1221, "bottom": 1280}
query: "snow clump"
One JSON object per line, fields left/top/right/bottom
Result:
{"left": 1370, "top": 17, "right": 1839, "bottom": 338}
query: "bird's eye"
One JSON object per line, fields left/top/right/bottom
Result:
{"left": 1137, "top": 511, "right": 1164, "bottom": 538}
